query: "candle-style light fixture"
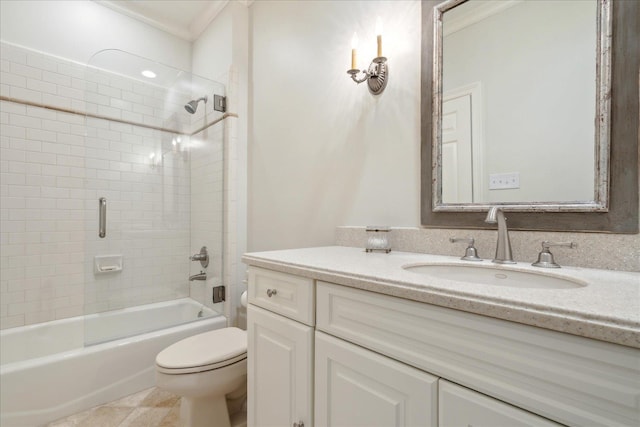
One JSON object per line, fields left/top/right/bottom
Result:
{"left": 347, "top": 17, "right": 388, "bottom": 95}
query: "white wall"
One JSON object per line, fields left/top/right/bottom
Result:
{"left": 0, "top": 0, "right": 191, "bottom": 71}
{"left": 249, "top": 0, "right": 421, "bottom": 251}
{"left": 192, "top": 3, "right": 234, "bottom": 84}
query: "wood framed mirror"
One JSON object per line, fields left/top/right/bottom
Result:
{"left": 421, "top": 0, "right": 639, "bottom": 232}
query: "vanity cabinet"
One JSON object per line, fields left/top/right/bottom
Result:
{"left": 315, "top": 331, "right": 438, "bottom": 426}
{"left": 247, "top": 268, "right": 315, "bottom": 427}
{"left": 248, "top": 266, "right": 640, "bottom": 427}
{"left": 316, "top": 281, "right": 639, "bottom": 427}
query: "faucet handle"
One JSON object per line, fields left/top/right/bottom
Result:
{"left": 190, "top": 246, "right": 209, "bottom": 268}
{"left": 449, "top": 237, "right": 482, "bottom": 261}
{"left": 532, "top": 241, "right": 577, "bottom": 268}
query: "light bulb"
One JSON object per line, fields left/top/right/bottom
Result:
{"left": 351, "top": 32, "right": 358, "bottom": 69}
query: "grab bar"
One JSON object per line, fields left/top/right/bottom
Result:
{"left": 99, "top": 197, "right": 106, "bottom": 238}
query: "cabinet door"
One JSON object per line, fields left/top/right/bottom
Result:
{"left": 439, "top": 380, "right": 562, "bottom": 427}
{"left": 315, "top": 331, "right": 438, "bottom": 427}
{"left": 248, "top": 305, "right": 313, "bottom": 427}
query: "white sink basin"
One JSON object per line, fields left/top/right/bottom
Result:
{"left": 402, "top": 264, "right": 586, "bottom": 289}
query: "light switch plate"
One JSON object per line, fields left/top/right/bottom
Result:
{"left": 489, "top": 172, "right": 520, "bottom": 190}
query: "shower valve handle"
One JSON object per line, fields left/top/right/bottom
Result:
{"left": 190, "top": 246, "right": 209, "bottom": 268}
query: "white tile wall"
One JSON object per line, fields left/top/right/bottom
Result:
{"left": 189, "top": 125, "right": 225, "bottom": 314}
{"left": 1, "top": 97, "right": 90, "bottom": 329}
{"left": 1, "top": 42, "right": 227, "bottom": 330}
{"left": 222, "top": 68, "right": 240, "bottom": 325}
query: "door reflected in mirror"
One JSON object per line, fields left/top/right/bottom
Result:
{"left": 433, "top": 0, "right": 610, "bottom": 211}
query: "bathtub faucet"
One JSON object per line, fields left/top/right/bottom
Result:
{"left": 189, "top": 271, "right": 207, "bottom": 281}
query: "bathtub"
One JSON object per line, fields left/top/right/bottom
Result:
{"left": 0, "top": 298, "right": 226, "bottom": 427}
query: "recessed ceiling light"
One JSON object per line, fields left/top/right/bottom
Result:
{"left": 141, "top": 70, "right": 157, "bottom": 79}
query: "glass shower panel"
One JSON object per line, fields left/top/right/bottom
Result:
{"left": 83, "top": 50, "right": 225, "bottom": 345}
{"left": 189, "top": 108, "right": 226, "bottom": 317}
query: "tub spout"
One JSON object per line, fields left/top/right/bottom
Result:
{"left": 189, "top": 271, "right": 207, "bottom": 281}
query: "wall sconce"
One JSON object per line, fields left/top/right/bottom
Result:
{"left": 347, "top": 17, "right": 388, "bottom": 95}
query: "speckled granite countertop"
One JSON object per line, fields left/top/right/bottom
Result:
{"left": 243, "top": 246, "right": 640, "bottom": 349}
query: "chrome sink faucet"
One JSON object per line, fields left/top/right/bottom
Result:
{"left": 485, "top": 207, "right": 515, "bottom": 264}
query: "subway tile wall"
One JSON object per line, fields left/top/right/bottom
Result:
{"left": 188, "top": 124, "right": 225, "bottom": 313}
{"left": 222, "top": 66, "right": 239, "bottom": 324}
{"left": 1, "top": 42, "right": 226, "bottom": 329}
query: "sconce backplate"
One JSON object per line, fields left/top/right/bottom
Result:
{"left": 367, "top": 61, "right": 388, "bottom": 95}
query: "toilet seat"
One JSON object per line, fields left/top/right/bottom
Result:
{"left": 156, "top": 327, "right": 247, "bottom": 375}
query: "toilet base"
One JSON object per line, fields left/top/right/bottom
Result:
{"left": 180, "top": 395, "right": 230, "bottom": 427}
{"left": 230, "top": 410, "right": 247, "bottom": 427}
{"left": 226, "top": 382, "right": 247, "bottom": 415}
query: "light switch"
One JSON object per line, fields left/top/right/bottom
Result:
{"left": 489, "top": 172, "right": 520, "bottom": 190}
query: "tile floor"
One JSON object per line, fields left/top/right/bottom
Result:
{"left": 47, "top": 388, "right": 182, "bottom": 427}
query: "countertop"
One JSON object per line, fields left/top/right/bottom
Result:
{"left": 242, "top": 246, "right": 640, "bottom": 349}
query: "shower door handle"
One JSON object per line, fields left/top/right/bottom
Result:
{"left": 99, "top": 197, "right": 107, "bottom": 238}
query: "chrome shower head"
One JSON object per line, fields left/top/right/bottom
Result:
{"left": 184, "top": 96, "right": 208, "bottom": 114}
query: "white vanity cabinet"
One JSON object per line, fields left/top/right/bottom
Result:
{"left": 247, "top": 268, "right": 315, "bottom": 427}
{"left": 316, "top": 281, "right": 639, "bottom": 427}
{"left": 248, "top": 266, "right": 640, "bottom": 427}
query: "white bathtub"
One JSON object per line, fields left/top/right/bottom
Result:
{"left": 0, "top": 298, "right": 226, "bottom": 427}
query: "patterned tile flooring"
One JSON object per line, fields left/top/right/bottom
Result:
{"left": 47, "top": 388, "right": 183, "bottom": 427}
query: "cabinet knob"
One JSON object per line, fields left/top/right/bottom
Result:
{"left": 293, "top": 422, "right": 304, "bottom": 427}
{"left": 266, "top": 288, "right": 278, "bottom": 297}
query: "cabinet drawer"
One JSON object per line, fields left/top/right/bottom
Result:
{"left": 248, "top": 267, "right": 315, "bottom": 326}
{"left": 439, "top": 380, "right": 562, "bottom": 427}
{"left": 317, "top": 281, "right": 640, "bottom": 427}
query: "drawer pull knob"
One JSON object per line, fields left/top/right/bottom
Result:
{"left": 266, "top": 288, "right": 278, "bottom": 297}
{"left": 293, "top": 422, "right": 304, "bottom": 427}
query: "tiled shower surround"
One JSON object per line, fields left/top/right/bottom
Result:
{"left": 0, "top": 42, "right": 225, "bottom": 330}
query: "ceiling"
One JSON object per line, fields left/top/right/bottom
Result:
{"left": 95, "top": 0, "right": 231, "bottom": 41}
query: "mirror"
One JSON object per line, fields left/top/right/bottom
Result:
{"left": 434, "top": 0, "right": 610, "bottom": 211}
{"left": 421, "top": 0, "right": 639, "bottom": 232}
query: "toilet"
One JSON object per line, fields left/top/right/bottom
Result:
{"left": 156, "top": 327, "right": 247, "bottom": 427}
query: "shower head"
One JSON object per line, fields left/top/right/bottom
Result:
{"left": 184, "top": 96, "right": 208, "bottom": 114}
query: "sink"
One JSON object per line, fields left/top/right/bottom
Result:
{"left": 402, "top": 264, "right": 586, "bottom": 289}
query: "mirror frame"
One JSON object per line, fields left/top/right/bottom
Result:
{"left": 421, "top": 0, "right": 639, "bottom": 232}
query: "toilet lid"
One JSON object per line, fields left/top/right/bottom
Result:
{"left": 156, "top": 327, "right": 247, "bottom": 373}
